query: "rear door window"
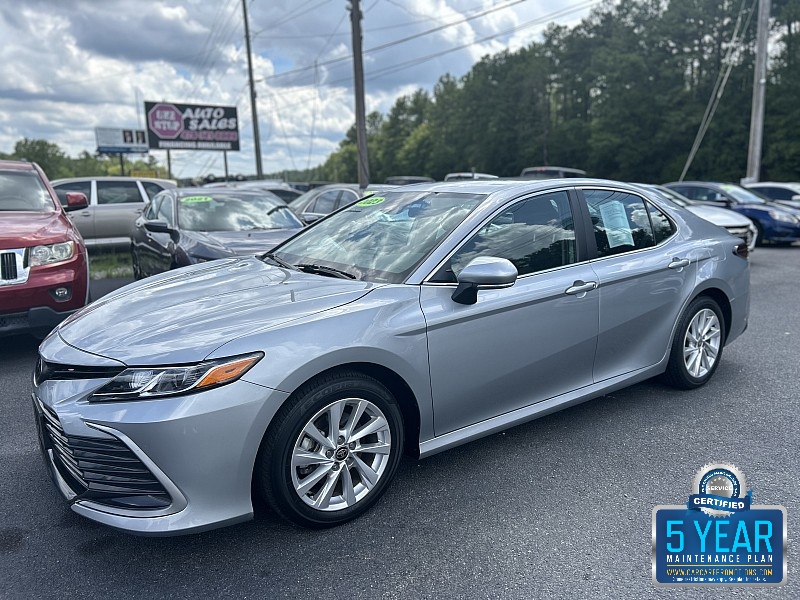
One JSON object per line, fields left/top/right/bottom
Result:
{"left": 584, "top": 189, "right": 655, "bottom": 257}
{"left": 97, "top": 181, "right": 143, "bottom": 204}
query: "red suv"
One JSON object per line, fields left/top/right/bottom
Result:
{"left": 0, "top": 160, "right": 90, "bottom": 337}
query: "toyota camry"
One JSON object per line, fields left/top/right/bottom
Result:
{"left": 32, "top": 179, "right": 749, "bottom": 534}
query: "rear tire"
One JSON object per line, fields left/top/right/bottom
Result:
{"left": 662, "top": 296, "right": 725, "bottom": 389}
{"left": 255, "top": 371, "right": 404, "bottom": 528}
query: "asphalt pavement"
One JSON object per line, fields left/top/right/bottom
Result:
{"left": 0, "top": 249, "right": 797, "bottom": 599}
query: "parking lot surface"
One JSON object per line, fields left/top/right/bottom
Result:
{"left": 1, "top": 248, "right": 797, "bottom": 599}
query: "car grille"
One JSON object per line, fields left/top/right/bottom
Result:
{"left": 1, "top": 251, "right": 17, "bottom": 279}
{"left": 0, "top": 248, "right": 29, "bottom": 286}
{"left": 34, "top": 357, "right": 124, "bottom": 386}
{"left": 38, "top": 401, "right": 172, "bottom": 510}
{"left": 725, "top": 226, "right": 753, "bottom": 247}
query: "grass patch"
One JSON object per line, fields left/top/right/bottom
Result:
{"left": 88, "top": 248, "right": 133, "bottom": 280}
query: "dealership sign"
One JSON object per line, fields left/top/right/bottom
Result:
{"left": 95, "top": 127, "right": 148, "bottom": 154}
{"left": 144, "top": 101, "right": 239, "bottom": 151}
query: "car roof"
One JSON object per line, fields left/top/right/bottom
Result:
{"left": 0, "top": 159, "right": 37, "bottom": 171}
{"left": 51, "top": 176, "right": 177, "bottom": 186}
{"left": 387, "top": 177, "right": 648, "bottom": 197}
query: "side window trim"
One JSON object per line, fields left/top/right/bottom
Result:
{"left": 423, "top": 187, "right": 582, "bottom": 285}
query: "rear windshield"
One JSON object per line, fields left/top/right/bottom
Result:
{"left": 0, "top": 170, "right": 56, "bottom": 212}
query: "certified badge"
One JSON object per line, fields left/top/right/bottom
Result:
{"left": 690, "top": 462, "right": 751, "bottom": 517}
{"left": 652, "top": 462, "right": 787, "bottom": 586}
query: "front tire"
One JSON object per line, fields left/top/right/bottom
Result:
{"left": 131, "top": 249, "right": 144, "bottom": 280}
{"left": 663, "top": 296, "right": 725, "bottom": 389}
{"left": 256, "top": 371, "right": 404, "bottom": 528}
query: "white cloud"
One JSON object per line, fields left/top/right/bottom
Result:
{"left": 0, "top": 0, "right": 595, "bottom": 179}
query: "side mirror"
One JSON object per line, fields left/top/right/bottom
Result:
{"left": 709, "top": 193, "right": 729, "bottom": 204}
{"left": 64, "top": 192, "right": 88, "bottom": 211}
{"left": 144, "top": 220, "right": 173, "bottom": 234}
{"left": 452, "top": 256, "right": 518, "bottom": 305}
{"left": 303, "top": 213, "right": 322, "bottom": 224}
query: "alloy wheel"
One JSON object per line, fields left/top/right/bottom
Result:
{"left": 290, "top": 397, "right": 392, "bottom": 511}
{"left": 683, "top": 308, "right": 721, "bottom": 378}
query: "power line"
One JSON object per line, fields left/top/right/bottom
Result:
{"left": 263, "top": 0, "right": 531, "bottom": 84}
{"left": 679, "top": 0, "right": 756, "bottom": 181}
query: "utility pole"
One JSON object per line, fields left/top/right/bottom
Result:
{"left": 243, "top": 0, "right": 263, "bottom": 179}
{"left": 744, "top": 0, "right": 771, "bottom": 183}
{"left": 348, "top": 0, "right": 370, "bottom": 188}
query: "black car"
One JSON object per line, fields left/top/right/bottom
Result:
{"left": 131, "top": 188, "right": 304, "bottom": 279}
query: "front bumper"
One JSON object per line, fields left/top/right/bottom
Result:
{"left": 1, "top": 306, "right": 82, "bottom": 337}
{"left": 33, "top": 338, "right": 288, "bottom": 535}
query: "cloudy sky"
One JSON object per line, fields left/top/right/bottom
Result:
{"left": 0, "top": 0, "right": 597, "bottom": 180}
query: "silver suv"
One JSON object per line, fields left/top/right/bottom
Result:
{"left": 51, "top": 176, "right": 176, "bottom": 248}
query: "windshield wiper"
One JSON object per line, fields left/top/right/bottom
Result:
{"left": 295, "top": 263, "right": 357, "bottom": 279}
{"left": 261, "top": 252, "right": 295, "bottom": 270}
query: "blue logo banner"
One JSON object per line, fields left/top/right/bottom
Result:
{"left": 652, "top": 506, "right": 786, "bottom": 586}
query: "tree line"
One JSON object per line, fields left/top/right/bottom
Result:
{"left": 313, "top": 0, "right": 800, "bottom": 184}
{"left": 0, "top": 139, "right": 169, "bottom": 180}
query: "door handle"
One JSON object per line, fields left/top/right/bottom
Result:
{"left": 668, "top": 258, "right": 690, "bottom": 270}
{"left": 565, "top": 280, "right": 598, "bottom": 296}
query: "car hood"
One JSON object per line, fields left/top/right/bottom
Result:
{"left": 685, "top": 206, "right": 752, "bottom": 228}
{"left": 186, "top": 229, "right": 302, "bottom": 257}
{"left": 56, "top": 257, "right": 379, "bottom": 365}
{"left": 0, "top": 210, "right": 72, "bottom": 249}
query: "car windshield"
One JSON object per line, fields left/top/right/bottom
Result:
{"left": 269, "top": 190, "right": 487, "bottom": 283}
{"left": 718, "top": 183, "right": 765, "bottom": 204}
{"left": 178, "top": 193, "right": 302, "bottom": 231}
{"left": 0, "top": 170, "right": 56, "bottom": 212}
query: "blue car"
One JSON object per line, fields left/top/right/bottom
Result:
{"left": 664, "top": 181, "right": 800, "bottom": 245}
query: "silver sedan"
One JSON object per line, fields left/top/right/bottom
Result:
{"left": 32, "top": 179, "right": 750, "bottom": 533}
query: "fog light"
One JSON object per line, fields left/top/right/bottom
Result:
{"left": 50, "top": 286, "right": 72, "bottom": 302}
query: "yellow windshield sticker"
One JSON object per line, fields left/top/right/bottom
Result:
{"left": 356, "top": 196, "right": 385, "bottom": 207}
{"left": 181, "top": 196, "right": 213, "bottom": 204}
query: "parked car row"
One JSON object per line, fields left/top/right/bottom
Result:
{"left": 664, "top": 181, "right": 800, "bottom": 245}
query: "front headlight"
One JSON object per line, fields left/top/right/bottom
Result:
{"left": 768, "top": 210, "right": 799, "bottom": 224}
{"left": 30, "top": 241, "right": 74, "bottom": 266}
{"left": 89, "top": 352, "right": 263, "bottom": 402}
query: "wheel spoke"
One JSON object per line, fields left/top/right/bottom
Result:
{"left": 296, "top": 463, "right": 333, "bottom": 496}
{"left": 292, "top": 449, "right": 331, "bottom": 468}
{"left": 352, "top": 453, "right": 379, "bottom": 489}
{"left": 303, "top": 422, "right": 336, "bottom": 450}
{"left": 343, "top": 399, "right": 368, "bottom": 440}
{"left": 328, "top": 399, "right": 345, "bottom": 440}
{"left": 356, "top": 441, "right": 391, "bottom": 455}
{"left": 341, "top": 466, "right": 356, "bottom": 506}
{"left": 350, "top": 416, "right": 388, "bottom": 443}
{"left": 705, "top": 343, "right": 718, "bottom": 361}
{"left": 688, "top": 349, "right": 702, "bottom": 377}
{"left": 312, "top": 469, "right": 341, "bottom": 509}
